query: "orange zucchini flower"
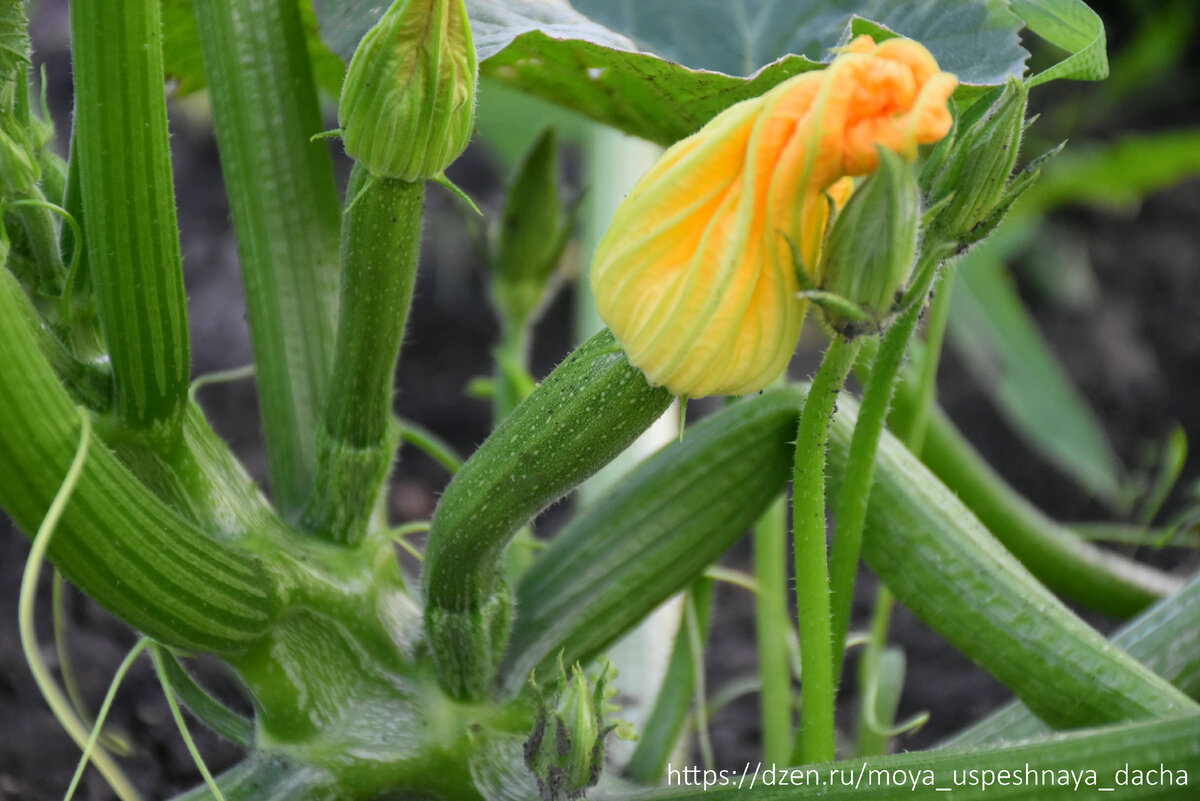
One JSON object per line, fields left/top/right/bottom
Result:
{"left": 590, "top": 36, "right": 957, "bottom": 397}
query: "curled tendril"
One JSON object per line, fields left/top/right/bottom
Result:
{"left": 18, "top": 407, "right": 143, "bottom": 801}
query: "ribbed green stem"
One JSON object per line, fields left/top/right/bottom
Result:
{"left": 792, "top": 335, "right": 861, "bottom": 765}
{"left": 828, "top": 394, "right": 1195, "bottom": 728}
{"left": 754, "top": 495, "right": 793, "bottom": 765}
{"left": 943, "top": 573, "right": 1200, "bottom": 749}
{"left": 303, "top": 166, "right": 424, "bottom": 545}
{"left": 193, "top": 0, "right": 342, "bottom": 517}
{"left": 829, "top": 260, "right": 940, "bottom": 685}
{"left": 70, "top": 0, "right": 189, "bottom": 432}
{"left": 0, "top": 273, "right": 278, "bottom": 653}
{"left": 892, "top": 395, "right": 1178, "bottom": 616}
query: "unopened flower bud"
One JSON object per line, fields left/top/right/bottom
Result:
{"left": 923, "top": 77, "right": 1026, "bottom": 245}
{"left": 818, "top": 148, "right": 920, "bottom": 335}
{"left": 339, "top": 0, "right": 477, "bottom": 181}
{"left": 524, "top": 660, "right": 629, "bottom": 801}
{"left": 492, "top": 128, "right": 574, "bottom": 326}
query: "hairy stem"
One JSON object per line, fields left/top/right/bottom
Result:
{"left": 792, "top": 335, "right": 861, "bottom": 764}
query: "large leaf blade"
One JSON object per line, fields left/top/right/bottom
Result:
{"left": 312, "top": 0, "right": 1030, "bottom": 145}
{"left": 1011, "top": 0, "right": 1108, "bottom": 86}
{"left": 571, "top": 0, "right": 1027, "bottom": 85}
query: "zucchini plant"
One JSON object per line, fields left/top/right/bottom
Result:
{"left": 1, "top": 0, "right": 1198, "bottom": 799}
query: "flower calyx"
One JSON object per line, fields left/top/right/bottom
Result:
{"left": 922, "top": 77, "right": 1033, "bottom": 251}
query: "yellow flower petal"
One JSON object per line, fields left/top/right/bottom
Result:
{"left": 592, "top": 36, "right": 956, "bottom": 397}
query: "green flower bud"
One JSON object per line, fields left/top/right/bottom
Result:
{"left": 339, "top": 0, "right": 477, "bottom": 181}
{"left": 817, "top": 147, "right": 920, "bottom": 336}
{"left": 922, "top": 77, "right": 1027, "bottom": 246}
{"left": 492, "top": 128, "right": 575, "bottom": 326}
{"left": 524, "top": 660, "right": 630, "bottom": 801}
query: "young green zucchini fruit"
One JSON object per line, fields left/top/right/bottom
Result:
{"left": 502, "top": 387, "right": 1193, "bottom": 731}
{"left": 505, "top": 390, "right": 799, "bottom": 690}
{"left": 423, "top": 328, "right": 673, "bottom": 699}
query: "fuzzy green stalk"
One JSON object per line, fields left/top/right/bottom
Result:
{"left": 828, "top": 258, "right": 940, "bottom": 685}
{"left": 192, "top": 0, "right": 343, "bottom": 517}
{"left": 70, "top": 0, "right": 190, "bottom": 433}
{"left": 791, "top": 334, "right": 862, "bottom": 764}
{"left": 303, "top": 165, "right": 424, "bottom": 545}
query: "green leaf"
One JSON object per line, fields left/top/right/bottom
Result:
{"left": 314, "top": 0, "right": 634, "bottom": 62}
{"left": 572, "top": 0, "right": 1026, "bottom": 85}
{"left": 1010, "top": 0, "right": 1108, "bottom": 86}
{"left": 948, "top": 226, "right": 1127, "bottom": 505}
{"left": 313, "top": 1, "right": 1026, "bottom": 146}
{"left": 484, "top": 32, "right": 825, "bottom": 146}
